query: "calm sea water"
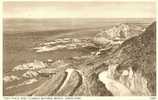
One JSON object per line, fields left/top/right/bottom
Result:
{"left": 3, "top": 18, "right": 153, "bottom": 33}
{"left": 3, "top": 18, "right": 154, "bottom": 74}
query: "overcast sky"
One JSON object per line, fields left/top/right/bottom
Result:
{"left": 3, "top": 1, "right": 156, "bottom": 18}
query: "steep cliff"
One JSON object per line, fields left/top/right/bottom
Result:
{"left": 107, "top": 22, "right": 156, "bottom": 95}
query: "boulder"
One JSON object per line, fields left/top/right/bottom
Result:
{"left": 22, "top": 70, "right": 39, "bottom": 78}
{"left": 3, "top": 75, "right": 20, "bottom": 82}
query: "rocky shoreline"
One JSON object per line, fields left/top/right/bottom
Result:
{"left": 3, "top": 22, "right": 156, "bottom": 96}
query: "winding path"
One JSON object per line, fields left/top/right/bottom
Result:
{"left": 57, "top": 68, "right": 74, "bottom": 92}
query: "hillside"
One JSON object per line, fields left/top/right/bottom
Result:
{"left": 98, "top": 22, "right": 156, "bottom": 96}
{"left": 4, "top": 22, "right": 156, "bottom": 96}
{"left": 112, "top": 22, "right": 156, "bottom": 95}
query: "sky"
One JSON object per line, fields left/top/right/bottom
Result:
{"left": 3, "top": 1, "right": 156, "bottom": 18}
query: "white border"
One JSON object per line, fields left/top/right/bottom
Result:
{"left": 1, "top": 0, "right": 157, "bottom": 100}
{"left": 3, "top": 0, "right": 156, "bottom": 2}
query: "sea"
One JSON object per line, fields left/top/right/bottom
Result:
{"left": 3, "top": 18, "right": 154, "bottom": 74}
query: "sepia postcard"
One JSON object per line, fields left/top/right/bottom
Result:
{"left": 1, "top": 0, "right": 157, "bottom": 100}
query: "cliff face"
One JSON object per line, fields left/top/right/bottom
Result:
{"left": 118, "top": 22, "right": 156, "bottom": 73}
{"left": 109, "top": 22, "right": 156, "bottom": 95}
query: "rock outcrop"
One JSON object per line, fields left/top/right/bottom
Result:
{"left": 12, "top": 60, "right": 46, "bottom": 71}
{"left": 3, "top": 75, "right": 20, "bottom": 82}
{"left": 93, "top": 23, "right": 145, "bottom": 45}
